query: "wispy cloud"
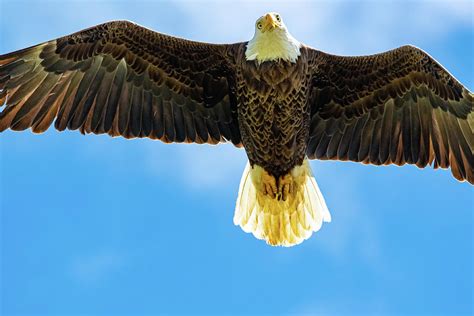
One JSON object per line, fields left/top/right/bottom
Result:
{"left": 310, "top": 161, "right": 384, "bottom": 270}
{"left": 173, "top": 0, "right": 473, "bottom": 53}
{"left": 69, "top": 250, "right": 126, "bottom": 285}
{"left": 145, "top": 142, "right": 247, "bottom": 190}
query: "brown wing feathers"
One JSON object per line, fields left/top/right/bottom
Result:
{"left": 308, "top": 45, "right": 474, "bottom": 184}
{"left": 0, "top": 21, "right": 242, "bottom": 145}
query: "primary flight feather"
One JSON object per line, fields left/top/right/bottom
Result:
{"left": 1, "top": 13, "right": 472, "bottom": 246}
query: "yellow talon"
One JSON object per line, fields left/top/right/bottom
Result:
{"left": 278, "top": 173, "right": 294, "bottom": 201}
{"left": 262, "top": 170, "right": 277, "bottom": 198}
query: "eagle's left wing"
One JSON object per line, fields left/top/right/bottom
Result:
{"left": 306, "top": 45, "right": 473, "bottom": 184}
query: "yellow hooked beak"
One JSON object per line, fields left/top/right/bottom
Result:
{"left": 262, "top": 13, "right": 279, "bottom": 32}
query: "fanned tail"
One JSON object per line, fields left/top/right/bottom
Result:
{"left": 233, "top": 159, "right": 331, "bottom": 247}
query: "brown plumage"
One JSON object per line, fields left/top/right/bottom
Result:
{"left": 307, "top": 47, "right": 474, "bottom": 183}
{"left": 1, "top": 17, "right": 472, "bottom": 246}
{"left": 236, "top": 58, "right": 312, "bottom": 178}
{"left": 0, "top": 21, "right": 242, "bottom": 145}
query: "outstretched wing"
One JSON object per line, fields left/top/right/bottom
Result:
{"left": 0, "top": 20, "right": 243, "bottom": 145}
{"left": 306, "top": 45, "right": 473, "bottom": 184}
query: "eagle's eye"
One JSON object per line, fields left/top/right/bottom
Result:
{"left": 275, "top": 14, "right": 281, "bottom": 22}
{"left": 257, "top": 22, "right": 263, "bottom": 29}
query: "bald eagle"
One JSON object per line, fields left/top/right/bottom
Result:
{"left": 1, "top": 13, "right": 472, "bottom": 247}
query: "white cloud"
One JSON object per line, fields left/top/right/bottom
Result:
{"left": 69, "top": 250, "right": 125, "bottom": 285}
{"left": 144, "top": 142, "right": 247, "bottom": 190}
{"left": 309, "top": 161, "right": 384, "bottom": 269}
{"left": 173, "top": 0, "right": 472, "bottom": 54}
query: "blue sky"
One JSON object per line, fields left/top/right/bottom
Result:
{"left": 0, "top": 0, "right": 473, "bottom": 315}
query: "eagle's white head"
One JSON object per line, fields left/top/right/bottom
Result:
{"left": 245, "top": 12, "right": 301, "bottom": 64}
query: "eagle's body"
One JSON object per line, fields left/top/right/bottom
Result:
{"left": 237, "top": 57, "right": 311, "bottom": 178}
{"left": 1, "top": 13, "right": 472, "bottom": 246}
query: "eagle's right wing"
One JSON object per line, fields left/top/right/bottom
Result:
{"left": 0, "top": 20, "right": 244, "bottom": 146}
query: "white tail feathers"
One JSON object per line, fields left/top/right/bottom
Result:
{"left": 233, "top": 159, "right": 331, "bottom": 247}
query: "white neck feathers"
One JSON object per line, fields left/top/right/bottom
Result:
{"left": 245, "top": 28, "right": 301, "bottom": 64}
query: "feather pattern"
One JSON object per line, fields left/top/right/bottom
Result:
{"left": 307, "top": 45, "right": 474, "bottom": 184}
{"left": 0, "top": 21, "right": 242, "bottom": 146}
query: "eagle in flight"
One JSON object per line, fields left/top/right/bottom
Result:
{"left": 1, "top": 13, "right": 472, "bottom": 247}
